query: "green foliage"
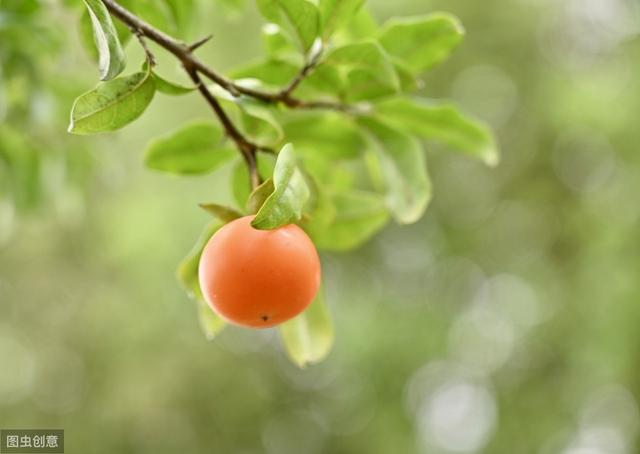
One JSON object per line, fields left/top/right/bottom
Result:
{"left": 318, "top": 0, "right": 365, "bottom": 40}
{"left": 198, "top": 203, "right": 243, "bottom": 222}
{"left": 144, "top": 121, "right": 236, "bottom": 174}
{"left": 279, "top": 287, "right": 333, "bottom": 367}
{"left": 256, "top": 0, "right": 320, "bottom": 53}
{"left": 151, "top": 71, "right": 196, "bottom": 95}
{"left": 81, "top": 0, "right": 127, "bottom": 80}
{"left": 375, "top": 97, "right": 499, "bottom": 165}
{"left": 252, "top": 144, "right": 310, "bottom": 229}
{"left": 358, "top": 117, "right": 431, "bottom": 224}
{"left": 68, "top": 68, "right": 156, "bottom": 134}
{"left": 378, "top": 13, "right": 464, "bottom": 73}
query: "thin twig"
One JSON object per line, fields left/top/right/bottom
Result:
{"left": 185, "top": 67, "right": 261, "bottom": 190}
{"left": 132, "top": 28, "right": 156, "bottom": 66}
{"left": 188, "top": 34, "right": 213, "bottom": 52}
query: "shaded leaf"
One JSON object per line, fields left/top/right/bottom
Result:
{"left": 152, "top": 71, "right": 196, "bottom": 95}
{"left": 283, "top": 113, "right": 365, "bottom": 159}
{"left": 280, "top": 287, "right": 333, "bottom": 368}
{"left": 378, "top": 13, "right": 464, "bottom": 73}
{"left": 68, "top": 69, "right": 156, "bottom": 134}
{"left": 252, "top": 144, "right": 310, "bottom": 229}
{"left": 307, "top": 190, "right": 389, "bottom": 251}
{"left": 199, "top": 203, "right": 243, "bottom": 222}
{"left": 261, "top": 23, "right": 302, "bottom": 64}
{"left": 144, "top": 121, "right": 236, "bottom": 174}
{"left": 375, "top": 97, "right": 499, "bottom": 165}
{"left": 256, "top": 0, "right": 320, "bottom": 52}
{"left": 82, "top": 0, "right": 126, "bottom": 80}
{"left": 177, "top": 222, "right": 226, "bottom": 339}
{"left": 247, "top": 178, "right": 275, "bottom": 214}
{"left": 358, "top": 117, "right": 431, "bottom": 224}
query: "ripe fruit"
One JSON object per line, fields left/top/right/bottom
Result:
{"left": 198, "top": 215, "right": 321, "bottom": 328}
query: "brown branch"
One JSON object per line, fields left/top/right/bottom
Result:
{"left": 185, "top": 68, "right": 261, "bottom": 190}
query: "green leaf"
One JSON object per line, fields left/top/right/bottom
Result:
{"left": 358, "top": 117, "right": 431, "bottom": 224}
{"left": 231, "top": 59, "right": 299, "bottom": 87}
{"left": 152, "top": 71, "right": 196, "bottom": 95}
{"left": 279, "top": 287, "right": 333, "bottom": 368}
{"left": 198, "top": 203, "right": 243, "bottom": 222}
{"left": 325, "top": 41, "right": 399, "bottom": 101}
{"left": 282, "top": 113, "right": 365, "bottom": 159}
{"left": 68, "top": 70, "right": 156, "bottom": 134}
{"left": 177, "top": 222, "right": 226, "bottom": 339}
{"left": 79, "top": 8, "right": 131, "bottom": 63}
{"left": 306, "top": 190, "right": 389, "bottom": 251}
{"left": 252, "top": 144, "right": 310, "bottom": 229}
{"left": 319, "top": 0, "right": 364, "bottom": 40}
{"left": 143, "top": 121, "right": 236, "bottom": 174}
{"left": 82, "top": 0, "right": 127, "bottom": 81}
{"left": 261, "top": 23, "right": 302, "bottom": 64}
{"left": 256, "top": 0, "right": 320, "bottom": 52}
{"left": 375, "top": 97, "right": 499, "bottom": 166}
{"left": 247, "top": 178, "right": 275, "bottom": 214}
{"left": 378, "top": 13, "right": 464, "bottom": 73}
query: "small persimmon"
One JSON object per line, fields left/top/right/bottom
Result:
{"left": 198, "top": 215, "right": 321, "bottom": 328}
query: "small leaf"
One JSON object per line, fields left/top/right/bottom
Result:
{"left": 375, "top": 97, "right": 499, "bottom": 166}
{"left": 280, "top": 287, "right": 333, "bottom": 368}
{"left": 358, "top": 117, "right": 431, "bottom": 224}
{"left": 319, "top": 0, "right": 364, "bottom": 40}
{"left": 152, "top": 71, "right": 196, "bottom": 95}
{"left": 199, "top": 203, "right": 243, "bottom": 222}
{"left": 79, "top": 8, "right": 131, "bottom": 63}
{"left": 261, "top": 23, "right": 302, "bottom": 64}
{"left": 306, "top": 190, "right": 389, "bottom": 251}
{"left": 230, "top": 59, "right": 299, "bottom": 87}
{"left": 378, "top": 13, "right": 464, "bottom": 73}
{"left": 247, "top": 178, "right": 275, "bottom": 214}
{"left": 256, "top": 0, "right": 320, "bottom": 52}
{"left": 68, "top": 70, "right": 156, "bottom": 134}
{"left": 325, "top": 41, "right": 399, "bottom": 101}
{"left": 252, "top": 144, "right": 310, "bottom": 229}
{"left": 144, "top": 121, "right": 236, "bottom": 174}
{"left": 82, "top": 0, "right": 127, "bottom": 81}
{"left": 177, "top": 222, "right": 226, "bottom": 339}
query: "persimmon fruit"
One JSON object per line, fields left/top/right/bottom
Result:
{"left": 198, "top": 215, "right": 321, "bottom": 328}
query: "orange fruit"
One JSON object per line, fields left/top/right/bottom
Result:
{"left": 198, "top": 215, "right": 321, "bottom": 328}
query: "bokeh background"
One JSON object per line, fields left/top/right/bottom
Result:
{"left": 2, "top": 0, "right": 640, "bottom": 452}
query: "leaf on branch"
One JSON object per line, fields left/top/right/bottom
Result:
{"left": 283, "top": 113, "right": 365, "bottom": 159}
{"left": 261, "top": 23, "right": 302, "bottom": 65}
{"left": 279, "top": 287, "right": 333, "bottom": 368}
{"left": 152, "top": 71, "right": 196, "bottom": 95}
{"left": 306, "top": 190, "right": 389, "bottom": 251}
{"left": 256, "top": 0, "right": 320, "bottom": 53}
{"left": 378, "top": 13, "right": 464, "bottom": 73}
{"left": 319, "top": 0, "right": 364, "bottom": 40}
{"left": 199, "top": 203, "right": 243, "bottom": 223}
{"left": 324, "top": 40, "right": 399, "bottom": 101}
{"left": 252, "top": 143, "right": 310, "bottom": 229}
{"left": 79, "top": 8, "right": 131, "bottom": 63}
{"left": 375, "top": 97, "right": 499, "bottom": 166}
{"left": 68, "top": 69, "right": 156, "bottom": 134}
{"left": 143, "top": 121, "right": 236, "bottom": 174}
{"left": 358, "top": 117, "right": 432, "bottom": 224}
{"left": 82, "top": 0, "right": 127, "bottom": 81}
{"left": 177, "top": 222, "right": 226, "bottom": 339}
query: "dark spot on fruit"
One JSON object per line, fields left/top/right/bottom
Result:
{"left": 261, "top": 315, "right": 269, "bottom": 322}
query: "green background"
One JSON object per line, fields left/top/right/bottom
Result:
{"left": 2, "top": 0, "right": 640, "bottom": 453}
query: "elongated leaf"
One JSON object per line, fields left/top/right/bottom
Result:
{"left": 256, "top": 0, "right": 320, "bottom": 52}
{"left": 252, "top": 144, "right": 310, "bottom": 229}
{"left": 325, "top": 41, "right": 399, "bottom": 101}
{"left": 199, "top": 203, "right": 243, "bottom": 222}
{"left": 378, "top": 13, "right": 464, "bottom": 73}
{"left": 68, "top": 70, "right": 156, "bottom": 134}
{"left": 359, "top": 117, "right": 431, "bottom": 224}
{"left": 319, "top": 0, "right": 364, "bottom": 40}
{"left": 152, "top": 71, "right": 196, "bottom": 95}
{"left": 144, "top": 121, "right": 236, "bottom": 174}
{"left": 375, "top": 97, "right": 499, "bottom": 165}
{"left": 283, "top": 113, "right": 365, "bottom": 159}
{"left": 280, "top": 287, "right": 333, "bottom": 368}
{"left": 82, "top": 0, "right": 126, "bottom": 80}
{"left": 177, "top": 222, "right": 226, "bottom": 339}
{"left": 79, "top": 8, "right": 131, "bottom": 63}
{"left": 307, "top": 190, "right": 389, "bottom": 251}
{"left": 247, "top": 178, "right": 275, "bottom": 214}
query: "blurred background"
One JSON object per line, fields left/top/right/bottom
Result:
{"left": 2, "top": 0, "right": 640, "bottom": 452}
